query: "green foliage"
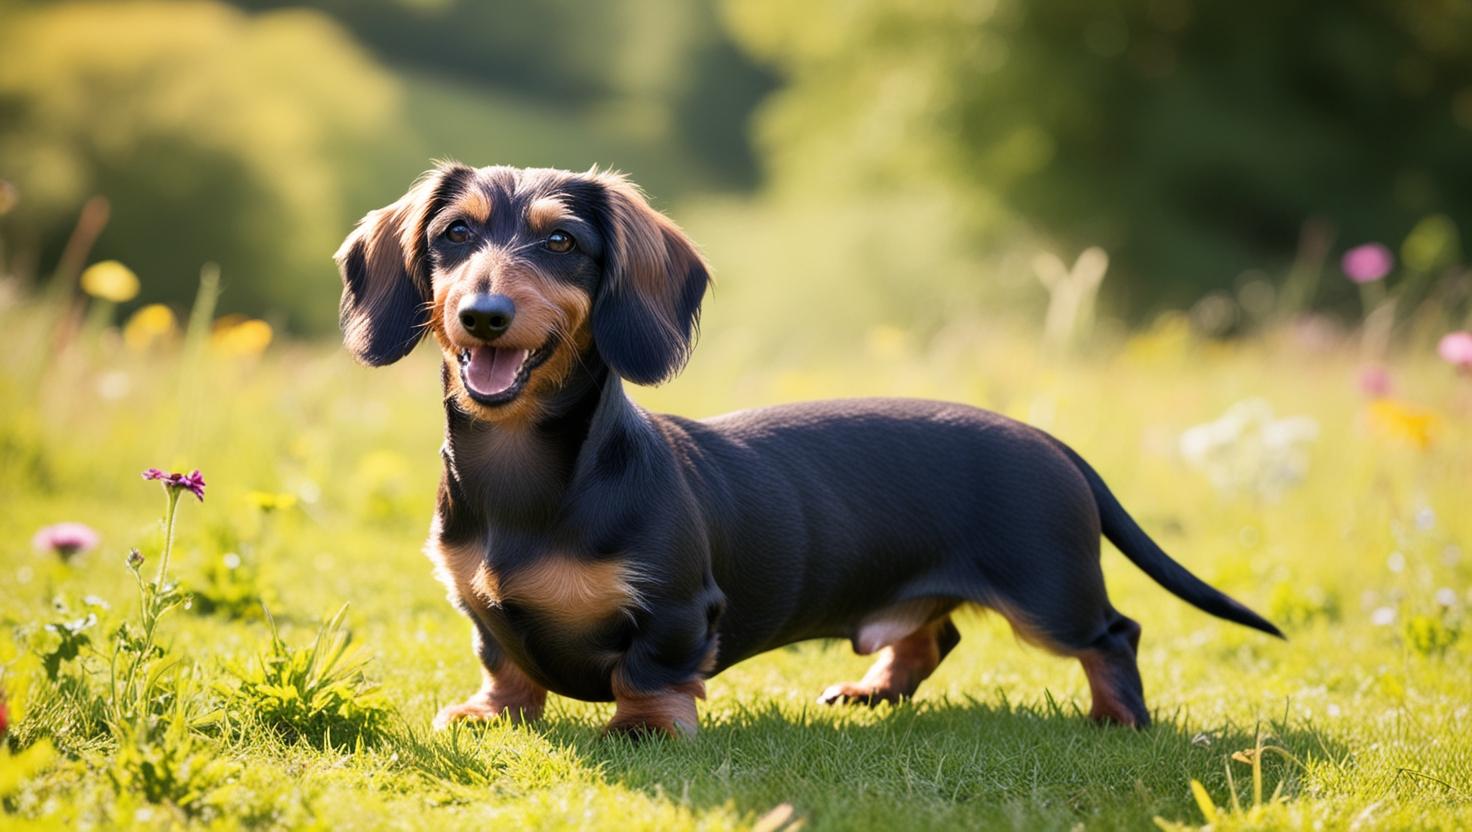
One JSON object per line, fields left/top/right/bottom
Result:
{"left": 0, "top": 0, "right": 769, "bottom": 332}
{"left": 1403, "top": 611, "right": 1459, "bottom": 656}
{"left": 107, "top": 713, "right": 241, "bottom": 821}
{"left": 726, "top": 0, "right": 1472, "bottom": 315}
{"left": 2, "top": 282, "right": 1471, "bottom": 827}
{"left": 230, "top": 0, "right": 773, "bottom": 185}
{"left": 33, "top": 599, "right": 97, "bottom": 682}
{"left": 187, "top": 552, "right": 271, "bottom": 621}
{"left": 216, "top": 607, "right": 391, "bottom": 748}
{"left": 108, "top": 505, "right": 193, "bottom": 731}
{"left": 1266, "top": 583, "right": 1341, "bottom": 630}
{"left": 1154, "top": 728, "right": 1306, "bottom": 831}
{"left": 0, "top": 1, "right": 399, "bottom": 330}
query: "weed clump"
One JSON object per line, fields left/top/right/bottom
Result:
{"left": 217, "top": 606, "right": 391, "bottom": 749}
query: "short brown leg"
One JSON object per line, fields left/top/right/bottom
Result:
{"left": 434, "top": 661, "right": 547, "bottom": 729}
{"left": 1077, "top": 614, "right": 1149, "bottom": 728}
{"left": 605, "top": 679, "right": 705, "bottom": 738}
{"left": 819, "top": 617, "right": 960, "bottom": 706}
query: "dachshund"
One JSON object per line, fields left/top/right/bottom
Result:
{"left": 335, "top": 163, "right": 1282, "bottom": 737}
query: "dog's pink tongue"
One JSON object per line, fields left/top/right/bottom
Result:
{"left": 465, "top": 347, "right": 527, "bottom": 396}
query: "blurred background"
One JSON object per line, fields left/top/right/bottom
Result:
{"left": 2, "top": 0, "right": 1469, "bottom": 356}
{"left": 3, "top": 7, "right": 1471, "bottom": 826}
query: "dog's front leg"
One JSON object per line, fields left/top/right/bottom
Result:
{"left": 434, "top": 616, "right": 547, "bottom": 729}
{"left": 606, "top": 594, "right": 721, "bottom": 738}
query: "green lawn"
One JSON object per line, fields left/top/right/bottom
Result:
{"left": 2, "top": 301, "right": 1469, "bottom": 830}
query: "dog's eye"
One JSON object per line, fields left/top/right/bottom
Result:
{"left": 545, "top": 230, "right": 575, "bottom": 253}
{"left": 443, "top": 221, "right": 472, "bottom": 245}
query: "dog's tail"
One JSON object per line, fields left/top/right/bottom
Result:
{"left": 1055, "top": 441, "right": 1285, "bottom": 639}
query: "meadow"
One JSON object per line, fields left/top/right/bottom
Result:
{"left": 1, "top": 270, "right": 1470, "bottom": 830}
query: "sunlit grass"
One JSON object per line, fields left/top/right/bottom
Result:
{"left": 1, "top": 292, "right": 1469, "bottom": 830}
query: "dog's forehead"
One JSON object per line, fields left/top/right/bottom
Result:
{"left": 462, "top": 166, "right": 590, "bottom": 210}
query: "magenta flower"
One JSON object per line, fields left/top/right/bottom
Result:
{"left": 1439, "top": 330, "right": 1472, "bottom": 372}
{"left": 32, "top": 522, "right": 100, "bottom": 562}
{"left": 142, "top": 467, "right": 207, "bottom": 501}
{"left": 1341, "top": 243, "right": 1394, "bottom": 284}
{"left": 1358, "top": 365, "right": 1392, "bottom": 398}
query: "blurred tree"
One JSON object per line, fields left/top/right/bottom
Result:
{"left": 725, "top": 0, "right": 1472, "bottom": 315}
{"left": 0, "top": 0, "right": 774, "bottom": 330}
{"left": 0, "top": 1, "right": 402, "bottom": 330}
{"left": 230, "top": 0, "right": 775, "bottom": 187}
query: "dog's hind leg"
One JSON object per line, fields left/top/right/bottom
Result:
{"left": 1076, "top": 611, "right": 1149, "bottom": 727}
{"left": 994, "top": 597, "right": 1150, "bottom": 728}
{"left": 818, "top": 614, "right": 961, "bottom": 706}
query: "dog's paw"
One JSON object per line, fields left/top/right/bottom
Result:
{"left": 432, "top": 696, "right": 540, "bottom": 730}
{"left": 606, "top": 682, "right": 702, "bottom": 739}
{"left": 603, "top": 715, "right": 697, "bottom": 741}
{"left": 817, "top": 682, "right": 904, "bottom": 707}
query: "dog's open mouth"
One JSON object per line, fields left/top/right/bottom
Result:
{"left": 457, "top": 344, "right": 550, "bottom": 404}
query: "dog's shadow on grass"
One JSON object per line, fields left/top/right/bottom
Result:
{"left": 429, "top": 696, "right": 1346, "bottom": 827}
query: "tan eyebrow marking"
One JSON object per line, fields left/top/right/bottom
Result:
{"left": 527, "top": 196, "right": 572, "bottom": 233}
{"left": 454, "top": 186, "right": 493, "bottom": 224}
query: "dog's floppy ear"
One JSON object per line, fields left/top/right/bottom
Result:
{"left": 590, "top": 173, "right": 711, "bottom": 385}
{"left": 335, "top": 164, "right": 469, "bottom": 366}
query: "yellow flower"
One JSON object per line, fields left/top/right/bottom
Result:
{"left": 79, "top": 260, "right": 140, "bottom": 302}
{"left": 122, "top": 304, "right": 177, "bottom": 351}
{"left": 247, "top": 491, "right": 297, "bottom": 513}
{"left": 211, "top": 315, "right": 273, "bottom": 357}
{"left": 1367, "top": 399, "right": 1438, "bottom": 450}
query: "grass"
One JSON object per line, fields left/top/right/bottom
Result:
{"left": 2, "top": 292, "right": 1470, "bottom": 830}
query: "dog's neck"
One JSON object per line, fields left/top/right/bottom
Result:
{"left": 438, "top": 355, "right": 637, "bottom": 532}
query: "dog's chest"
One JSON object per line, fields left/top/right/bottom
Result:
{"left": 424, "top": 519, "right": 644, "bottom": 633}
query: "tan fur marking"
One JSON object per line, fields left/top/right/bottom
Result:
{"left": 501, "top": 556, "right": 644, "bottom": 628}
{"left": 427, "top": 234, "right": 594, "bottom": 427}
{"left": 1079, "top": 652, "right": 1139, "bottom": 727}
{"left": 452, "top": 187, "right": 493, "bottom": 224}
{"left": 607, "top": 678, "right": 705, "bottom": 738}
{"left": 470, "top": 563, "right": 502, "bottom": 605}
{"left": 424, "top": 523, "right": 489, "bottom": 611}
{"left": 820, "top": 617, "right": 950, "bottom": 706}
{"left": 526, "top": 196, "right": 571, "bottom": 233}
{"left": 434, "top": 661, "right": 547, "bottom": 729}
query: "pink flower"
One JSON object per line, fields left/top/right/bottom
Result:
{"left": 1341, "top": 243, "right": 1394, "bottom": 284}
{"left": 142, "top": 467, "right": 206, "bottom": 501}
{"left": 1439, "top": 330, "right": 1472, "bottom": 372}
{"left": 32, "top": 522, "right": 100, "bottom": 562}
{"left": 1358, "top": 365, "right": 1392, "bottom": 398}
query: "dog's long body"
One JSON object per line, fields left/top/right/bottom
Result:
{"left": 337, "top": 163, "right": 1281, "bottom": 736}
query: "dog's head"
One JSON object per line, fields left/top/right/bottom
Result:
{"left": 335, "top": 164, "right": 710, "bottom": 423}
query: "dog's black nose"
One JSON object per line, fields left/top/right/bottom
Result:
{"left": 457, "top": 293, "right": 516, "bottom": 340}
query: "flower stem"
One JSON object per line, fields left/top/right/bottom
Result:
{"left": 157, "top": 488, "right": 181, "bottom": 586}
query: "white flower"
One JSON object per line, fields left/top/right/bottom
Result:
{"left": 1434, "top": 588, "right": 1458, "bottom": 608}
{"left": 1415, "top": 506, "right": 1437, "bottom": 531}
{"left": 1371, "top": 606, "right": 1398, "bottom": 626}
{"left": 1178, "top": 398, "right": 1318, "bottom": 498}
{"left": 1386, "top": 552, "right": 1405, "bottom": 573}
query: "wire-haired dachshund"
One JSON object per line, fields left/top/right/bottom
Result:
{"left": 335, "top": 163, "right": 1282, "bottom": 737}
